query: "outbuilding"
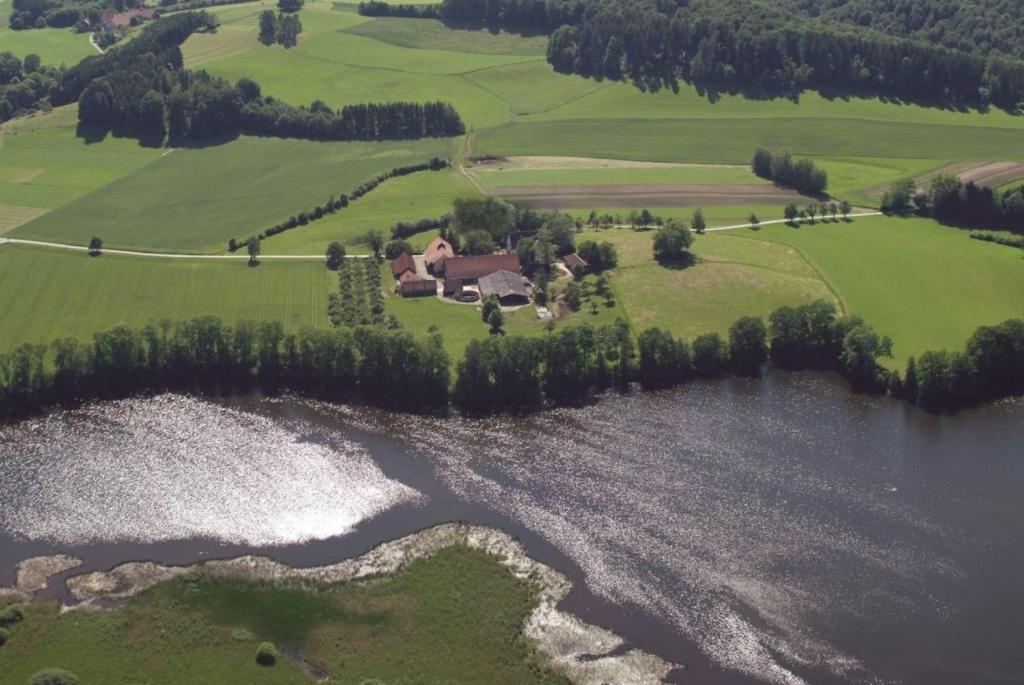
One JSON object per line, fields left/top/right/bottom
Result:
{"left": 479, "top": 269, "right": 530, "bottom": 306}
{"left": 391, "top": 252, "right": 416, "bottom": 280}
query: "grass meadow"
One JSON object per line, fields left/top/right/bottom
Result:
{"left": 0, "top": 22, "right": 95, "bottom": 66}
{"left": 0, "top": 245, "right": 333, "bottom": 349}
{"left": 0, "top": 107, "right": 163, "bottom": 232}
{"left": 585, "top": 227, "right": 839, "bottom": 344}
{"left": 743, "top": 216, "right": 1024, "bottom": 365}
{"left": 13, "top": 135, "right": 458, "bottom": 252}
{"left": 0, "top": 547, "right": 567, "bottom": 684}
{"left": 265, "top": 169, "right": 478, "bottom": 255}
{"left": 471, "top": 164, "right": 764, "bottom": 189}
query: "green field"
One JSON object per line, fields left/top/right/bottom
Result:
{"left": 0, "top": 546, "right": 567, "bottom": 684}
{"left": 185, "top": 2, "right": 542, "bottom": 129}
{"left": 13, "top": 135, "right": 457, "bottom": 252}
{"left": 0, "top": 107, "right": 163, "bottom": 232}
{"left": 265, "top": 169, "right": 478, "bottom": 255}
{"left": 0, "top": 245, "right": 332, "bottom": 349}
{"left": 0, "top": 22, "right": 95, "bottom": 66}
{"left": 586, "top": 227, "right": 839, "bottom": 345}
{"left": 743, "top": 216, "right": 1024, "bottom": 364}
{"left": 344, "top": 16, "right": 549, "bottom": 54}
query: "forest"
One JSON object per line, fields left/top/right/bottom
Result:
{"left": 436, "top": 0, "right": 1024, "bottom": 109}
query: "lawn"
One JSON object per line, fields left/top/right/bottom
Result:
{"left": 743, "top": 216, "right": 1024, "bottom": 365}
{"left": 584, "top": 227, "right": 839, "bottom": 345}
{"left": 0, "top": 22, "right": 94, "bottom": 66}
{"left": 13, "top": 135, "right": 458, "bottom": 253}
{"left": 0, "top": 106, "right": 163, "bottom": 232}
{"left": 0, "top": 244, "right": 333, "bottom": 349}
{"left": 0, "top": 546, "right": 568, "bottom": 684}
{"left": 264, "top": 169, "right": 478, "bottom": 255}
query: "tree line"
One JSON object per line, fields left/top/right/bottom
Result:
{"left": 49, "top": 12, "right": 463, "bottom": 145}
{"left": 2, "top": 308, "right": 1022, "bottom": 421}
{"left": 0, "top": 317, "right": 450, "bottom": 419}
{"left": 431, "top": 0, "right": 1024, "bottom": 110}
{"left": 227, "top": 157, "right": 449, "bottom": 251}
{"left": 359, "top": 0, "right": 440, "bottom": 18}
{"left": 881, "top": 175, "right": 1024, "bottom": 232}
{"left": 752, "top": 148, "right": 828, "bottom": 196}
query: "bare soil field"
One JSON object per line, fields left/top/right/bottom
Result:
{"left": 866, "top": 160, "right": 1024, "bottom": 197}
{"left": 958, "top": 161, "right": 1024, "bottom": 188}
{"left": 489, "top": 183, "right": 813, "bottom": 208}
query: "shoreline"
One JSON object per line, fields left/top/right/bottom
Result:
{"left": 1, "top": 523, "right": 678, "bottom": 685}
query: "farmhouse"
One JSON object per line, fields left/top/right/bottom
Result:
{"left": 391, "top": 252, "right": 416, "bottom": 280}
{"left": 424, "top": 236, "right": 455, "bottom": 274}
{"left": 439, "top": 253, "right": 521, "bottom": 282}
{"left": 479, "top": 270, "right": 530, "bottom": 306}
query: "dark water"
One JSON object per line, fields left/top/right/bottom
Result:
{"left": 1, "top": 374, "right": 1022, "bottom": 685}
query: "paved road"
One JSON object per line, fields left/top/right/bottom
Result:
{"left": 0, "top": 212, "right": 884, "bottom": 260}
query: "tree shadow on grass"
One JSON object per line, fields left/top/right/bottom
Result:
{"left": 655, "top": 253, "right": 697, "bottom": 270}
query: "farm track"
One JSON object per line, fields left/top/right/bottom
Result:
{"left": 0, "top": 212, "right": 885, "bottom": 259}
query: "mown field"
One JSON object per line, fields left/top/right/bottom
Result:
{"left": 586, "top": 226, "right": 839, "bottom": 345}
{"left": 0, "top": 107, "right": 163, "bottom": 233}
{"left": 0, "top": 22, "right": 95, "bottom": 65}
{"left": 0, "top": 245, "right": 332, "bottom": 349}
{"left": 13, "top": 135, "right": 458, "bottom": 252}
{"left": 0, "top": 546, "right": 567, "bottom": 684}
{"left": 264, "top": 169, "right": 477, "bottom": 255}
{"left": 743, "top": 217, "right": 1024, "bottom": 364}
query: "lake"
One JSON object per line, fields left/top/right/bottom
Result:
{"left": 1, "top": 373, "right": 1022, "bottom": 684}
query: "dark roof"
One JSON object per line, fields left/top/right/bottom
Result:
{"left": 443, "top": 253, "right": 521, "bottom": 281}
{"left": 506, "top": 230, "right": 537, "bottom": 251}
{"left": 391, "top": 252, "right": 416, "bottom": 279}
{"left": 401, "top": 279, "right": 436, "bottom": 296}
{"left": 563, "top": 253, "right": 588, "bottom": 270}
{"left": 443, "top": 278, "right": 463, "bottom": 295}
{"left": 479, "top": 270, "right": 529, "bottom": 301}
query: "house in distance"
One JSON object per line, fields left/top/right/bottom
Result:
{"left": 479, "top": 270, "right": 530, "bottom": 306}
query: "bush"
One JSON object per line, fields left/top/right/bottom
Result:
{"left": 384, "top": 239, "right": 412, "bottom": 260}
{"left": 28, "top": 669, "right": 80, "bottom": 685}
{"left": 0, "top": 604, "right": 24, "bottom": 627}
{"left": 0, "top": 626, "right": 10, "bottom": 645}
{"left": 256, "top": 641, "right": 280, "bottom": 666}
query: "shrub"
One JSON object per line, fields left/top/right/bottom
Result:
{"left": 0, "top": 626, "right": 10, "bottom": 645}
{"left": 0, "top": 604, "right": 24, "bottom": 627}
{"left": 384, "top": 239, "right": 412, "bottom": 260}
{"left": 256, "top": 641, "right": 280, "bottom": 666}
{"left": 29, "top": 669, "right": 80, "bottom": 685}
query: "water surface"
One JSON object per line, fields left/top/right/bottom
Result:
{"left": 1, "top": 375, "right": 1021, "bottom": 684}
